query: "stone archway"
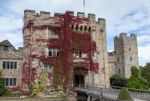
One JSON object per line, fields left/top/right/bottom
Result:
{"left": 73, "top": 67, "right": 88, "bottom": 87}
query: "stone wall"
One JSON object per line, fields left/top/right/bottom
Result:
{"left": 0, "top": 49, "right": 23, "bottom": 91}
{"left": 108, "top": 52, "right": 117, "bottom": 78}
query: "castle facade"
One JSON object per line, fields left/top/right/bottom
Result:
{"left": 0, "top": 10, "right": 139, "bottom": 95}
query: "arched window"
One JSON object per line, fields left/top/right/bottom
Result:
{"left": 75, "top": 25, "right": 78, "bottom": 31}
{"left": 71, "top": 25, "right": 74, "bottom": 29}
{"left": 80, "top": 26, "right": 83, "bottom": 31}
{"left": 84, "top": 26, "right": 87, "bottom": 31}
{"left": 89, "top": 27, "right": 91, "bottom": 32}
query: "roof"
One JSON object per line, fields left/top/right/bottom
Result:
{"left": 0, "top": 40, "right": 14, "bottom": 47}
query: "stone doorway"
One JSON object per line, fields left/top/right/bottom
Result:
{"left": 73, "top": 68, "right": 88, "bottom": 87}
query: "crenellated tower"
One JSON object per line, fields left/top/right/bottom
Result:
{"left": 22, "top": 10, "right": 110, "bottom": 96}
{"left": 114, "top": 33, "right": 139, "bottom": 78}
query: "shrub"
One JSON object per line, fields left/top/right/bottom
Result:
{"left": 110, "top": 74, "right": 127, "bottom": 87}
{"left": 127, "top": 66, "right": 149, "bottom": 90}
{"left": 128, "top": 88, "right": 150, "bottom": 94}
{"left": 0, "top": 71, "right": 6, "bottom": 96}
{"left": 118, "top": 88, "right": 133, "bottom": 101}
{"left": 141, "top": 63, "right": 150, "bottom": 88}
{"left": 31, "top": 72, "right": 46, "bottom": 96}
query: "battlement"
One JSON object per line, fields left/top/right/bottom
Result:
{"left": 130, "top": 33, "right": 136, "bottom": 38}
{"left": 40, "top": 11, "right": 50, "bottom": 18}
{"left": 88, "top": 13, "right": 96, "bottom": 20}
{"left": 77, "top": 12, "right": 85, "bottom": 18}
{"left": 115, "top": 33, "right": 137, "bottom": 39}
{"left": 24, "top": 9, "right": 35, "bottom": 13}
{"left": 24, "top": 9, "right": 105, "bottom": 22}
{"left": 120, "top": 32, "right": 127, "bottom": 37}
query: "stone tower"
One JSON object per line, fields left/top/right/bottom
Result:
{"left": 114, "top": 33, "right": 139, "bottom": 78}
{"left": 93, "top": 18, "right": 109, "bottom": 87}
{"left": 21, "top": 10, "right": 110, "bottom": 95}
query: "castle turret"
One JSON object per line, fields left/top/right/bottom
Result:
{"left": 114, "top": 33, "right": 139, "bottom": 78}
{"left": 92, "top": 18, "right": 109, "bottom": 88}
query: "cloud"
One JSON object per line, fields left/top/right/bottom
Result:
{"left": 138, "top": 43, "right": 150, "bottom": 66}
{"left": 137, "top": 35, "right": 150, "bottom": 66}
{"left": 137, "top": 34, "right": 150, "bottom": 46}
{"left": 113, "top": 7, "right": 150, "bottom": 35}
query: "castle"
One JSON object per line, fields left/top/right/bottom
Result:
{"left": 0, "top": 10, "right": 139, "bottom": 95}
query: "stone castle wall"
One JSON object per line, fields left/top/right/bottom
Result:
{"left": 108, "top": 52, "right": 117, "bottom": 77}
{"left": 22, "top": 10, "right": 110, "bottom": 95}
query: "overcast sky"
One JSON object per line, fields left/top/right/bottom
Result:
{"left": 0, "top": 0, "right": 150, "bottom": 66}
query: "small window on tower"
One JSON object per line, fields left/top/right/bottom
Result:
{"left": 49, "top": 48, "right": 60, "bottom": 57}
{"left": 119, "top": 68, "right": 120, "bottom": 74}
{"left": 48, "top": 30, "right": 59, "bottom": 39}
{"left": 79, "top": 51, "right": 82, "bottom": 58}
{"left": 84, "top": 26, "right": 87, "bottom": 31}
{"left": 130, "top": 57, "right": 132, "bottom": 61}
{"left": 75, "top": 25, "right": 78, "bottom": 31}
{"left": 118, "top": 58, "right": 119, "bottom": 62}
{"left": 129, "top": 48, "right": 131, "bottom": 51}
{"left": 89, "top": 27, "right": 91, "bottom": 32}
{"left": 49, "top": 50, "right": 52, "bottom": 56}
{"left": 71, "top": 25, "right": 74, "bottom": 29}
{"left": 4, "top": 46, "right": 8, "bottom": 51}
{"left": 80, "top": 26, "right": 83, "bottom": 31}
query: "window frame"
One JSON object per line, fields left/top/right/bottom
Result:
{"left": 3, "top": 78, "right": 17, "bottom": 87}
{"left": 2, "top": 61, "right": 17, "bottom": 70}
{"left": 49, "top": 48, "right": 60, "bottom": 57}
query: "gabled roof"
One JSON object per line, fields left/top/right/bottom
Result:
{"left": 0, "top": 40, "right": 14, "bottom": 47}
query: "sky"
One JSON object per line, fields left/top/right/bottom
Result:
{"left": 0, "top": 0, "right": 150, "bottom": 66}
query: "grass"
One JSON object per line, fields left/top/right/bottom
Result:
{"left": 2, "top": 92, "right": 20, "bottom": 97}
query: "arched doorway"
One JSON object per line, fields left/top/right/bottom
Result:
{"left": 73, "top": 68, "right": 88, "bottom": 87}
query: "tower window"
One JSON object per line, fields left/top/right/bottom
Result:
{"left": 117, "top": 58, "right": 119, "bottom": 62}
{"left": 119, "top": 68, "right": 120, "bottom": 74}
{"left": 4, "top": 46, "right": 8, "bottom": 51}
{"left": 84, "top": 26, "right": 87, "bottom": 31}
{"left": 75, "top": 25, "right": 78, "bottom": 31}
{"left": 129, "top": 48, "right": 131, "bottom": 51}
{"left": 48, "top": 30, "right": 58, "bottom": 39}
{"left": 71, "top": 25, "right": 74, "bottom": 29}
{"left": 80, "top": 26, "right": 83, "bottom": 31}
{"left": 130, "top": 57, "right": 132, "bottom": 61}
{"left": 79, "top": 51, "right": 82, "bottom": 58}
{"left": 49, "top": 48, "right": 60, "bottom": 57}
{"left": 89, "top": 27, "right": 91, "bottom": 32}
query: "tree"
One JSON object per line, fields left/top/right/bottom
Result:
{"left": 0, "top": 70, "right": 6, "bottom": 96}
{"left": 141, "top": 63, "right": 150, "bottom": 88}
{"left": 127, "top": 66, "right": 149, "bottom": 90}
{"left": 110, "top": 74, "right": 127, "bottom": 87}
